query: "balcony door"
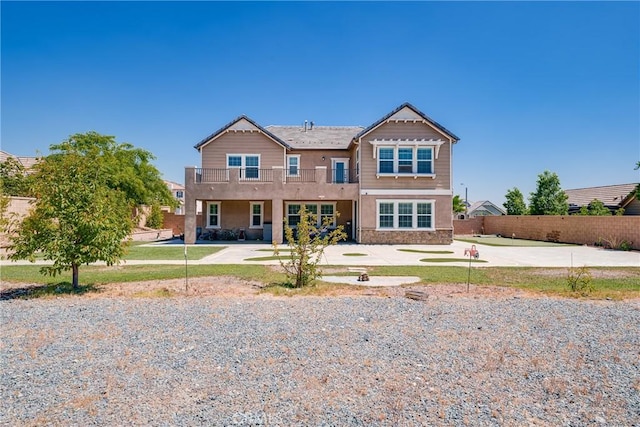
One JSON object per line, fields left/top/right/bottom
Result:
{"left": 332, "top": 158, "right": 349, "bottom": 184}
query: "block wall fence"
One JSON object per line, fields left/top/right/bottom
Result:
{"left": 454, "top": 216, "right": 640, "bottom": 250}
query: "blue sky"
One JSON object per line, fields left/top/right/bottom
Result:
{"left": 2, "top": 1, "right": 639, "bottom": 205}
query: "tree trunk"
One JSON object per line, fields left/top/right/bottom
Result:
{"left": 72, "top": 264, "right": 79, "bottom": 290}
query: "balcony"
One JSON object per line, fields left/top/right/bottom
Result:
{"left": 187, "top": 166, "right": 359, "bottom": 201}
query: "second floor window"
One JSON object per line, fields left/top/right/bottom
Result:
{"left": 377, "top": 147, "right": 433, "bottom": 175}
{"left": 287, "top": 155, "right": 300, "bottom": 176}
{"left": 227, "top": 154, "right": 260, "bottom": 179}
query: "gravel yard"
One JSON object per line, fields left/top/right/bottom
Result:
{"left": 1, "top": 282, "right": 639, "bottom": 426}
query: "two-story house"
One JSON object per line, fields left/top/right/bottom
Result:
{"left": 184, "top": 102, "right": 459, "bottom": 244}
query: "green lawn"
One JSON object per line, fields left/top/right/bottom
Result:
{"left": 456, "top": 237, "right": 575, "bottom": 247}
{"left": 2, "top": 264, "right": 638, "bottom": 300}
{"left": 123, "top": 244, "right": 226, "bottom": 260}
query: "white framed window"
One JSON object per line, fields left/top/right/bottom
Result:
{"left": 376, "top": 200, "right": 434, "bottom": 230}
{"left": 175, "top": 190, "right": 184, "bottom": 198}
{"left": 376, "top": 146, "right": 434, "bottom": 176}
{"left": 285, "top": 202, "right": 337, "bottom": 228}
{"left": 286, "top": 155, "right": 300, "bottom": 176}
{"left": 250, "top": 202, "right": 264, "bottom": 229}
{"left": 355, "top": 146, "right": 360, "bottom": 177}
{"left": 227, "top": 154, "right": 260, "bottom": 180}
{"left": 207, "top": 201, "right": 221, "bottom": 229}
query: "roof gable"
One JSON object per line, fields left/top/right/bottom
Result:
{"left": 355, "top": 102, "right": 460, "bottom": 143}
{"left": 194, "top": 115, "right": 291, "bottom": 151}
{"left": 468, "top": 200, "right": 506, "bottom": 215}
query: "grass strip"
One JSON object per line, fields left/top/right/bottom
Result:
{"left": 455, "top": 238, "right": 574, "bottom": 247}
{"left": 398, "top": 249, "right": 454, "bottom": 254}
{"left": 123, "top": 245, "right": 225, "bottom": 260}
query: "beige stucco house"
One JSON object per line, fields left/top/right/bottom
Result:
{"left": 184, "top": 103, "right": 460, "bottom": 244}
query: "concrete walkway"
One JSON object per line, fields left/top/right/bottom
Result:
{"left": 2, "top": 240, "right": 639, "bottom": 268}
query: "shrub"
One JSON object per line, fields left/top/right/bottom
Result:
{"left": 567, "top": 266, "right": 594, "bottom": 295}
{"left": 618, "top": 240, "right": 632, "bottom": 251}
{"left": 145, "top": 203, "right": 164, "bottom": 229}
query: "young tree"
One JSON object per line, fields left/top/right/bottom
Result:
{"left": 9, "top": 132, "right": 173, "bottom": 289}
{"left": 529, "top": 170, "right": 569, "bottom": 215}
{"left": 273, "top": 205, "right": 346, "bottom": 288}
{"left": 576, "top": 199, "right": 611, "bottom": 216}
{"left": 452, "top": 195, "right": 466, "bottom": 215}
{"left": 503, "top": 187, "right": 527, "bottom": 215}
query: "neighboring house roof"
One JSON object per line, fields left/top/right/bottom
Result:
{"left": 194, "top": 115, "right": 291, "bottom": 151}
{"left": 354, "top": 102, "right": 460, "bottom": 143}
{"left": 266, "top": 125, "right": 364, "bottom": 150}
{"left": 164, "top": 180, "right": 185, "bottom": 191}
{"left": 467, "top": 200, "right": 506, "bottom": 216}
{"left": 565, "top": 183, "right": 638, "bottom": 210}
{"left": 0, "top": 150, "right": 39, "bottom": 170}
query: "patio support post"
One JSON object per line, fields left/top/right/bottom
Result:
{"left": 272, "top": 198, "right": 284, "bottom": 244}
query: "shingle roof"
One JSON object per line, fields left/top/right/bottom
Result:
{"left": 354, "top": 102, "right": 460, "bottom": 142}
{"left": 564, "top": 183, "right": 638, "bottom": 208}
{"left": 265, "top": 125, "right": 364, "bottom": 150}
{"left": 194, "top": 115, "right": 291, "bottom": 150}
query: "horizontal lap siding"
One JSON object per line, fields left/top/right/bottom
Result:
{"left": 288, "top": 149, "right": 353, "bottom": 170}
{"left": 201, "top": 133, "right": 285, "bottom": 169}
{"left": 360, "top": 122, "right": 452, "bottom": 190}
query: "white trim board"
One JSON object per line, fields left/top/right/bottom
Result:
{"left": 360, "top": 189, "right": 452, "bottom": 196}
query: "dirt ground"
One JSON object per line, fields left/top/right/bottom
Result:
{"left": 0, "top": 275, "right": 540, "bottom": 300}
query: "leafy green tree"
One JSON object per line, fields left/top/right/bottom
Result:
{"left": 145, "top": 203, "right": 164, "bottom": 229}
{"left": 503, "top": 187, "right": 528, "bottom": 215}
{"left": 273, "top": 205, "right": 346, "bottom": 288}
{"left": 0, "top": 156, "right": 34, "bottom": 197}
{"left": 9, "top": 132, "right": 173, "bottom": 289}
{"left": 452, "top": 195, "right": 466, "bottom": 215}
{"left": 529, "top": 171, "right": 569, "bottom": 215}
{"left": 49, "top": 131, "right": 176, "bottom": 207}
{"left": 576, "top": 199, "right": 611, "bottom": 216}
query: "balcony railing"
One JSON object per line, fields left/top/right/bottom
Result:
{"left": 285, "top": 169, "right": 316, "bottom": 183}
{"left": 328, "top": 169, "right": 358, "bottom": 184}
{"left": 195, "top": 168, "right": 275, "bottom": 183}
{"left": 193, "top": 168, "right": 358, "bottom": 184}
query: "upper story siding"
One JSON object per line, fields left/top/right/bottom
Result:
{"left": 358, "top": 121, "right": 452, "bottom": 190}
{"left": 200, "top": 132, "right": 286, "bottom": 170}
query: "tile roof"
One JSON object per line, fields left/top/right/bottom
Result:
{"left": 564, "top": 183, "right": 638, "bottom": 208}
{"left": 265, "top": 125, "right": 364, "bottom": 149}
